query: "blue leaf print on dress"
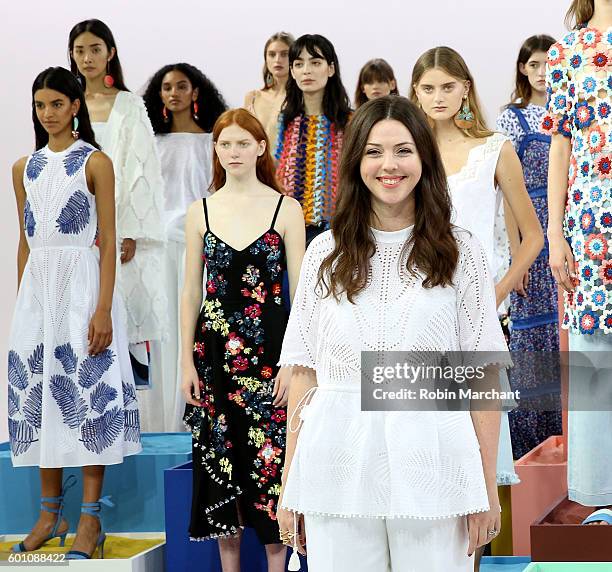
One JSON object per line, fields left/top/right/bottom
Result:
{"left": 50, "top": 375, "right": 88, "bottom": 429}
{"left": 9, "top": 418, "right": 37, "bottom": 455}
{"left": 56, "top": 190, "right": 90, "bottom": 235}
{"left": 63, "top": 145, "right": 92, "bottom": 176}
{"left": 122, "top": 381, "right": 137, "bottom": 406}
{"left": 54, "top": 343, "right": 77, "bottom": 375}
{"left": 27, "top": 343, "right": 44, "bottom": 375}
{"left": 80, "top": 406, "right": 124, "bottom": 454}
{"left": 8, "top": 351, "right": 28, "bottom": 390}
{"left": 124, "top": 409, "right": 141, "bottom": 442}
{"left": 23, "top": 381, "right": 43, "bottom": 429}
{"left": 78, "top": 349, "right": 115, "bottom": 388}
{"left": 24, "top": 200, "right": 36, "bottom": 238}
{"left": 90, "top": 382, "right": 118, "bottom": 414}
{"left": 8, "top": 386, "right": 20, "bottom": 417}
{"left": 26, "top": 150, "right": 48, "bottom": 181}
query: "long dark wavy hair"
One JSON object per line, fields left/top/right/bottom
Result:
{"left": 281, "top": 34, "right": 352, "bottom": 131}
{"left": 68, "top": 19, "right": 129, "bottom": 91}
{"left": 317, "top": 96, "right": 458, "bottom": 302}
{"left": 143, "top": 63, "right": 228, "bottom": 134}
{"left": 32, "top": 67, "right": 100, "bottom": 151}
{"left": 506, "top": 35, "right": 556, "bottom": 109}
{"left": 354, "top": 58, "right": 399, "bottom": 108}
{"left": 210, "top": 109, "right": 281, "bottom": 193}
{"left": 566, "top": 0, "right": 594, "bottom": 29}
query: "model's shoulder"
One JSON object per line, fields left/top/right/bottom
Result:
{"left": 13, "top": 156, "right": 28, "bottom": 175}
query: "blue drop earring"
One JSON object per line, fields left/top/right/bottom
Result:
{"left": 72, "top": 115, "right": 80, "bottom": 139}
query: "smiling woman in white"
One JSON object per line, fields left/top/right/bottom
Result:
{"left": 276, "top": 97, "right": 510, "bottom": 572}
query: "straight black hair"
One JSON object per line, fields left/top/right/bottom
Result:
{"left": 32, "top": 67, "right": 100, "bottom": 151}
{"left": 281, "top": 34, "right": 352, "bottom": 130}
{"left": 68, "top": 19, "right": 129, "bottom": 91}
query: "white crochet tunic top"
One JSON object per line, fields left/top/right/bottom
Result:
{"left": 279, "top": 226, "right": 509, "bottom": 519}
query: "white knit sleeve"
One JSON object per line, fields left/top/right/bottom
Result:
{"left": 116, "top": 95, "right": 165, "bottom": 243}
{"left": 279, "top": 234, "right": 330, "bottom": 369}
{"left": 455, "top": 231, "right": 509, "bottom": 355}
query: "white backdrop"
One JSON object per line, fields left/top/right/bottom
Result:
{"left": 0, "top": 0, "right": 567, "bottom": 440}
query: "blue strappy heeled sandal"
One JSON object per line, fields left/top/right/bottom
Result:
{"left": 11, "top": 475, "right": 78, "bottom": 553}
{"left": 65, "top": 496, "right": 114, "bottom": 560}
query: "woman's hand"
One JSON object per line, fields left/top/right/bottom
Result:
{"left": 88, "top": 309, "right": 113, "bottom": 355}
{"left": 182, "top": 363, "right": 202, "bottom": 407}
{"left": 513, "top": 269, "right": 529, "bottom": 297}
{"left": 467, "top": 492, "right": 501, "bottom": 556}
{"left": 494, "top": 283, "right": 511, "bottom": 309}
{"left": 277, "top": 505, "right": 306, "bottom": 555}
{"left": 272, "top": 366, "right": 292, "bottom": 407}
{"left": 120, "top": 238, "right": 136, "bottom": 264}
{"left": 548, "top": 231, "right": 575, "bottom": 293}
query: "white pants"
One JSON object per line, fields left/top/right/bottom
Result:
{"left": 303, "top": 515, "right": 473, "bottom": 572}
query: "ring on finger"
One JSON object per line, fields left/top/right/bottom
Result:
{"left": 487, "top": 529, "right": 499, "bottom": 537}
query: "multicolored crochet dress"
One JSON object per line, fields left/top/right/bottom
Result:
{"left": 275, "top": 114, "right": 344, "bottom": 226}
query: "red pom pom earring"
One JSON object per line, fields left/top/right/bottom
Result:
{"left": 103, "top": 60, "right": 114, "bottom": 89}
{"left": 192, "top": 101, "right": 199, "bottom": 121}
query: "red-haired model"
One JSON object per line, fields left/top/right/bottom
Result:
{"left": 181, "top": 109, "right": 305, "bottom": 570}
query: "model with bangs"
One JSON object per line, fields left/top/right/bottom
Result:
{"left": 275, "top": 96, "right": 510, "bottom": 571}
{"left": 275, "top": 34, "right": 352, "bottom": 243}
{"left": 181, "top": 109, "right": 304, "bottom": 571}
{"left": 354, "top": 58, "right": 399, "bottom": 108}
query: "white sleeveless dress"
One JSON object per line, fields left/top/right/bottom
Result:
{"left": 7, "top": 140, "right": 141, "bottom": 468}
{"left": 448, "top": 132, "right": 519, "bottom": 485}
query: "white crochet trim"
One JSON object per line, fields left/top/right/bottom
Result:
{"left": 497, "top": 471, "right": 520, "bottom": 486}
{"left": 279, "top": 506, "right": 491, "bottom": 520}
{"left": 189, "top": 525, "right": 244, "bottom": 542}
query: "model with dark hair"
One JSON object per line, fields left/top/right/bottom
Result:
{"left": 276, "top": 96, "right": 510, "bottom": 571}
{"left": 275, "top": 34, "right": 352, "bottom": 243}
{"left": 142, "top": 63, "right": 227, "bottom": 431}
{"left": 354, "top": 58, "right": 399, "bottom": 108}
{"left": 69, "top": 19, "right": 166, "bottom": 421}
{"left": 8, "top": 67, "right": 141, "bottom": 560}
{"left": 544, "top": 0, "right": 612, "bottom": 526}
{"left": 181, "top": 109, "right": 305, "bottom": 570}
{"left": 244, "top": 32, "right": 295, "bottom": 145}
{"left": 496, "top": 35, "right": 562, "bottom": 460}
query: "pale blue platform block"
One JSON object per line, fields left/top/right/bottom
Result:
{"left": 0, "top": 432, "right": 191, "bottom": 534}
{"left": 482, "top": 556, "right": 532, "bottom": 572}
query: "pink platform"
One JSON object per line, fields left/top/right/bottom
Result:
{"left": 511, "top": 436, "right": 567, "bottom": 556}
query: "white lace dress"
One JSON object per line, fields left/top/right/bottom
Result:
{"left": 140, "top": 133, "right": 213, "bottom": 432}
{"left": 279, "top": 227, "right": 509, "bottom": 518}
{"left": 8, "top": 140, "right": 141, "bottom": 467}
{"left": 92, "top": 91, "right": 167, "bottom": 344}
{"left": 447, "top": 132, "right": 519, "bottom": 485}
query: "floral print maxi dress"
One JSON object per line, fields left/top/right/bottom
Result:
{"left": 184, "top": 196, "right": 288, "bottom": 544}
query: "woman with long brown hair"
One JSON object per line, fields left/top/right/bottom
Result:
{"left": 180, "top": 109, "right": 305, "bottom": 570}
{"left": 544, "top": 0, "right": 612, "bottom": 526}
{"left": 276, "top": 96, "right": 510, "bottom": 571}
{"left": 244, "top": 32, "right": 295, "bottom": 146}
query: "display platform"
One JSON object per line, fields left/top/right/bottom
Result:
{"left": 531, "top": 495, "right": 612, "bottom": 562}
{"left": 0, "top": 533, "right": 164, "bottom": 571}
{"left": 164, "top": 460, "right": 307, "bottom": 572}
{"left": 525, "top": 564, "right": 612, "bottom": 571}
{"left": 481, "top": 556, "right": 532, "bottom": 571}
{"left": 0, "top": 433, "right": 191, "bottom": 534}
{"left": 511, "top": 436, "right": 567, "bottom": 555}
